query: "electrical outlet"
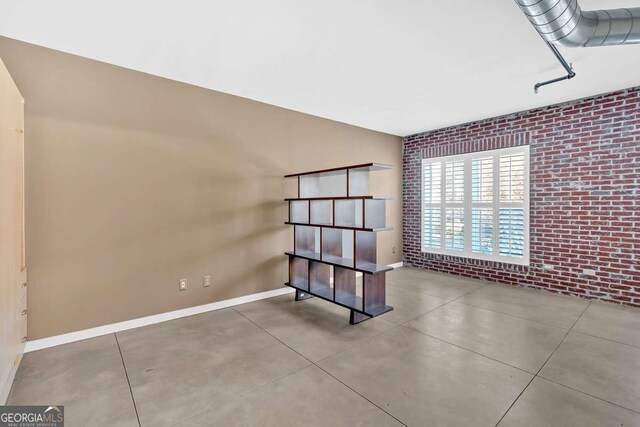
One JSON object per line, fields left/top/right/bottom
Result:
{"left": 203, "top": 275, "right": 211, "bottom": 287}
{"left": 179, "top": 278, "right": 187, "bottom": 291}
{"left": 392, "top": 246, "right": 396, "bottom": 254}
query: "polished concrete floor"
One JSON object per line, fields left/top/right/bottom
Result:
{"left": 8, "top": 267, "right": 640, "bottom": 426}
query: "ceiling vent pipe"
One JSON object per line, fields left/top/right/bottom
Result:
{"left": 514, "top": 0, "right": 640, "bottom": 92}
{"left": 515, "top": 0, "right": 640, "bottom": 47}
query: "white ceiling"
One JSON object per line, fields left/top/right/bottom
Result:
{"left": 1, "top": 0, "right": 640, "bottom": 136}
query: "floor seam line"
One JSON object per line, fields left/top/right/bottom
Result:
{"left": 386, "top": 283, "right": 485, "bottom": 302}
{"left": 389, "top": 301, "right": 450, "bottom": 326}
{"left": 568, "top": 329, "right": 640, "bottom": 349}
{"left": 114, "top": 333, "right": 142, "bottom": 427}
{"left": 453, "top": 300, "right": 573, "bottom": 330}
{"left": 232, "top": 282, "right": 488, "bottom": 424}
{"left": 535, "top": 301, "right": 591, "bottom": 376}
{"left": 391, "top": 283, "right": 541, "bottom": 374}
{"left": 569, "top": 301, "right": 593, "bottom": 331}
{"left": 403, "top": 325, "right": 535, "bottom": 375}
{"left": 312, "top": 323, "right": 403, "bottom": 365}
{"left": 229, "top": 279, "right": 636, "bottom": 426}
{"left": 494, "top": 300, "right": 593, "bottom": 426}
{"left": 494, "top": 376, "right": 536, "bottom": 427}
{"left": 231, "top": 306, "right": 408, "bottom": 426}
{"left": 235, "top": 298, "right": 400, "bottom": 366}
{"left": 535, "top": 375, "right": 640, "bottom": 415}
{"left": 524, "top": 300, "right": 640, "bottom": 416}
{"left": 172, "top": 362, "right": 313, "bottom": 427}
{"left": 396, "top": 282, "right": 508, "bottom": 326}
{"left": 312, "top": 364, "right": 408, "bottom": 427}
{"left": 387, "top": 281, "right": 532, "bottom": 371}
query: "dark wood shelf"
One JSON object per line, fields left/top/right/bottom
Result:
{"left": 285, "top": 163, "right": 392, "bottom": 178}
{"left": 311, "top": 284, "right": 333, "bottom": 300}
{"left": 285, "top": 282, "right": 393, "bottom": 318}
{"left": 285, "top": 195, "right": 391, "bottom": 201}
{"left": 287, "top": 221, "right": 335, "bottom": 228}
{"left": 289, "top": 278, "right": 309, "bottom": 291}
{"left": 365, "top": 304, "right": 394, "bottom": 317}
{"left": 322, "top": 254, "right": 357, "bottom": 270}
{"left": 285, "top": 222, "right": 392, "bottom": 232}
{"left": 285, "top": 251, "right": 393, "bottom": 274}
{"left": 286, "top": 282, "right": 366, "bottom": 314}
{"left": 334, "top": 290, "right": 363, "bottom": 311}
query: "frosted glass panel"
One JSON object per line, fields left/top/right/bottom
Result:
{"left": 310, "top": 200, "right": 332, "bottom": 225}
{"left": 295, "top": 225, "right": 319, "bottom": 254}
{"left": 364, "top": 199, "right": 386, "bottom": 229}
{"left": 335, "top": 199, "right": 363, "bottom": 228}
{"left": 290, "top": 200, "right": 309, "bottom": 224}
{"left": 299, "top": 171, "right": 347, "bottom": 198}
{"left": 349, "top": 168, "right": 370, "bottom": 197}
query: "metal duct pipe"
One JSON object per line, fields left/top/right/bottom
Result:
{"left": 515, "top": 0, "right": 640, "bottom": 47}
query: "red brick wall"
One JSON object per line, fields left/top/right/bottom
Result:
{"left": 403, "top": 87, "right": 640, "bottom": 307}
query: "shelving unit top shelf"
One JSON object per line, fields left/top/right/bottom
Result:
{"left": 284, "top": 222, "right": 392, "bottom": 232}
{"left": 284, "top": 162, "right": 392, "bottom": 178}
{"left": 284, "top": 195, "right": 391, "bottom": 201}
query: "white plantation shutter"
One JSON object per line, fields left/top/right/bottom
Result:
{"left": 499, "top": 153, "right": 525, "bottom": 203}
{"left": 471, "top": 157, "right": 494, "bottom": 255}
{"left": 499, "top": 208, "right": 525, "bottom": 257}
{"left": 423, "top": 208, "right": 441, "bottom": 248}
{"left": 445, "top": 160, "right": 464, "bottom": 203}
{"left": 444, "top": 160, "right": 465, "bottom": 250}
{"left": 422, "top": 162, "right": 441, "bottom": 248}
{"left": 498, "top": 152, "right": 526, "bottom": 258}
{"left": 422, "top": 146, "right": 529, "bottom": 265}
{"left": 472, "top": 208, "right": 493, "bottom": 254}
{"left": 445, "top": 208, "right": 464, "bottom": 250}
{"left": 472, "top": 157, "right": 493, "bottom": 203}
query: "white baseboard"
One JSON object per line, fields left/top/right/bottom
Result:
{"left": 24, "top": 261, "right": 404, "bottom": 354}
{"left": 24, "top": 287, "right": 294, "bottom": 353}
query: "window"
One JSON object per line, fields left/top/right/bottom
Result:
{"left": 421, "top": 146, "right": 529, "bottom": 265}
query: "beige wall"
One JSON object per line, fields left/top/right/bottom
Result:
{"left": 0, "top": 57, "right": 26, "bottom": 402}
{"left": 0, "top": 37, "right": 402, "bottom": 340}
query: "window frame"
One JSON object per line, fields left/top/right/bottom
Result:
{"left": 420, "top": 145, "right": 530, "bottom": 266}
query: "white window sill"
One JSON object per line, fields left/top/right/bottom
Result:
{"left": 420, "top": 248, "right": 530, "bottom": 267}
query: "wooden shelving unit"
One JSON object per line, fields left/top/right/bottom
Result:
{"left": 284, "top": 162, "right": 394, "bottom": 324}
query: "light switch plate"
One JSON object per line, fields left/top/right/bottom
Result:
{"left": 203, "top": 275, "right": 211, "bottom": 287}
{"left": 179, "top": 278, "right": 187, "bottom": 291}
